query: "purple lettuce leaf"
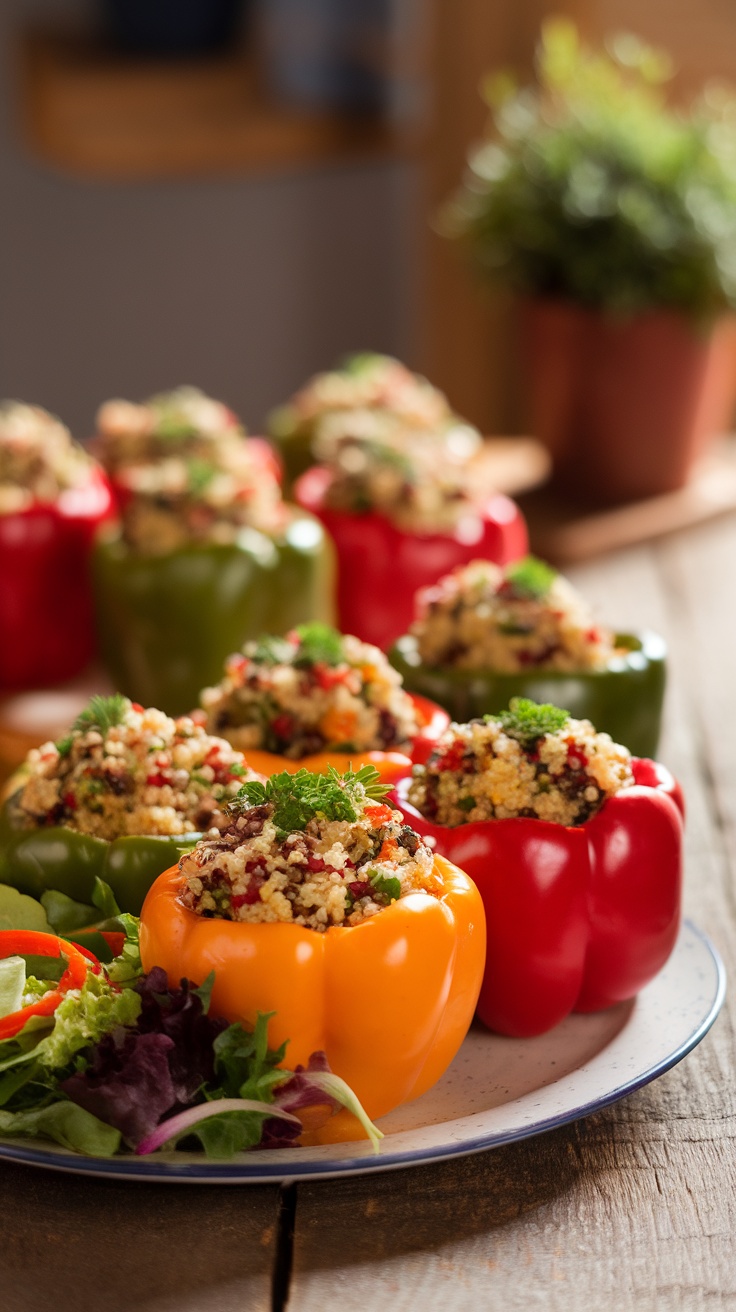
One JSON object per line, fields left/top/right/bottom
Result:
{"left": 61, "top": 1029, "right": 177, "bottom": 1146}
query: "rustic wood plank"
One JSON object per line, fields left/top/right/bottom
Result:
{"left": 0, "top": 1163, "right": 280, "bottom": 1312}
{"left": 289, "top": 529, "right": 736, "bottom": 1310}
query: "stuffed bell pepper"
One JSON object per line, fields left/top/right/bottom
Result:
{"left": 267, "top": 351, "right": 460, "bottom": 491}
{"left": 197, "top": 622, "right": 449, "bottom": 780}
{"left": 390, "top": 556, "right": 666, "bottom": 758}
{"left": 281, "top": 357, "right": 527, "bottom": 649}
{"left": 395, "top": 698, "right": 683, "bottom": 1038}
{"left": 0, "top": 693, "right": 261, "bottom": 915}
{"left": 0, "top": 401, "right": 112, "bottom": 689}
{"left": 92, "top": 386, "right": 334, "bottom": 715}
{"left": 140, "top": 765, "right": 486, "bottom": 1136}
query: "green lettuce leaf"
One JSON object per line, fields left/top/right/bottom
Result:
{"left": 0, "top": 886, "right": 53, "bottom": 934}
{"left": 38, "top": 970, "right": 142, "bottom": 1070}
{"left": 0, "top": 1102, "right": 120, "bottom": 1156}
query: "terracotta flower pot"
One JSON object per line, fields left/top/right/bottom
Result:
{"left": 519, "top": 300, "right": 736, "bottom": 506}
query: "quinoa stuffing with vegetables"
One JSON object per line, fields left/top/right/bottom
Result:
{"left": 317, "top": 418, "right": 491, "bottom": 533}
{"left": 269, "top": 352, "right": 457, "bottom": 452}
{"left": 94, "top": 386, "right": 282, "bottom": 553}
{"left": 272, "top": 353, "right": 496, "bottom": 533}
{"left": 180, "top": 766, "right": 439, "bottom": 930}
{"left": 412, "top": 556, "right": 618, "bottom": 672}
{"left": 0, "top": 401, "right": 97, "bottom": 515}
{"left": 407, "top": 699, "right": 634, "bottom": 827}
{"left": 200, "top": 623, "right": 419, "bottom": 758}
{"left": 11, "top": 694, "right": 260, "bottom": 840}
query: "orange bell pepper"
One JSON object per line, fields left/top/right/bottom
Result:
{"left": 243, "top": 692, "right": 449, "bottom": 781}
{"left": 139, "top": 855, "right": 485, "bottom": 1136}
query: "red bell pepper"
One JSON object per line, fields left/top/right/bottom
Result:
{"left": 0, "top": 469, "right": 112, "bottom": 689}
{"left": 394, "top": 758, "right": 683, "bottom": 1037}
{"left": 295, "top": 466, "right": 528, "bottom": 650}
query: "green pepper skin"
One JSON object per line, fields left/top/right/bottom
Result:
{"left": 0, "top": 801, "right": 198, "bottom": 915}
{"left": 389, "top": 631, "right": 666, "bottom": 759}
{"left": 93, "top": 508, "right": 334, "bottom": 716}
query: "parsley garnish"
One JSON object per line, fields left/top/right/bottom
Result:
{"left": 232, "top": 765, "right": 390, "bottom": 839}
{"left": 504, "top": 556, "right": 557, "bottom": 600}
{"left": 293, "top": 622, "right": 345, "bottom": 668}
{"left": 59, "top": 693, "right": 129, "bottom": 747}
{"left": 494, "top": 697, "right": 570, "bottom": 746}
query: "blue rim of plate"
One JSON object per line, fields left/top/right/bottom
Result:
{"left": 0, "top": 918, "right": 725, "bottom": 1184}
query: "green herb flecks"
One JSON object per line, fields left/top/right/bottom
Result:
{"left": 59, "top": 693, "right": 129, "bottom": 749}
{"left": 186, "top": 458, "right": 217, "bottom": 496}
{"left": 494, "top": 697, "right": 570, "bottom": 746}
{"left": 367, "top": 870, "right": 402, "bottom": 904}
{"left": 232, "top": 765, "right": 391, "bottom": 839}
{"left": 503, "top": 556, "right": 557, "bottom": 600}
{"left": 246, "top": 634, "right": 296, "bottom": 666}
{"left": 293, "top": 622, "right": 345, "bottom": 668}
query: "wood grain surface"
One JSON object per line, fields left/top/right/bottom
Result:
{"left": 0, "top": 1162, "right": 280, "bottom": 1312}
{"left": 289, "top": 519, "right": 736, "bottom": 1311}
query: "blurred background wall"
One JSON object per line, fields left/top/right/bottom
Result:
{"left": 3, "top": 0, "right": 736, "bottom": 437}
{"left": 0, "top": 0, "right": 419, "bottom": 436}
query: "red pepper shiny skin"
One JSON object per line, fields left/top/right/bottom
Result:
{"left": 394, "top": 758, "right": 683, "bottom": 1037}
{"left": 295, "top": 466, "right": 528, "bottom": 650}
{"left": 0, "top": 469, "right": 113, "bottom": 689}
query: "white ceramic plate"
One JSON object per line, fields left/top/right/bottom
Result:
{"left": 0, "top": 919, "right": 724, "bottom": 1185}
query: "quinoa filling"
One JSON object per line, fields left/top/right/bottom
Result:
{"left": 94, "top": 386, "right": 283, "bottom": 552}
{"left": 0, "top": 401, "right": 98, "bottom": 515}
{"left": 270, "top": 353, "right": 456, "bottom": 450}
{"left": 180, "top": 766, "right": 438, "bottom": 931}
{"left": 269, "top": 353, "right": 493, "bottom": 533}
{"left": 11, "top": 694, "right": 259, "bottom": 841}
{"left": 200, "top": 623, "right": 419, "bottom": 758}
{"left": 412, "top": 557, "right": 618, "bottom": 672}
{"left": 407, "top": 699, "right": 633, "bottom": 828}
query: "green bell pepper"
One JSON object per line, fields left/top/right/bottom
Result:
{"left": 389, "top": 631, "right": 666, "bottom": 759}
{"left": 0, "top": 797, "right": 198, "bottom": 916}
{"left": 93, "top": 508, "right": 334, "bottom": 716}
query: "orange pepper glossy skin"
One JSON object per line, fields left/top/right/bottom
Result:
{"left": 139, "top": 856, "right": 485, "bottom": 1132}
{"left": 242, "top": 693, "right": 449, "bottom": 781}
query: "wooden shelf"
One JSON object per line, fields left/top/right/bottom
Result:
{"left": 18, "top": 28, "right": 420, "bottom": 181}
{"left": 519, "top": 438, "right": 736, "bottom": 564}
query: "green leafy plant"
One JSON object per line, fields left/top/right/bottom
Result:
{"left": 442, "top": 19, "right": 736, "bottom": 320}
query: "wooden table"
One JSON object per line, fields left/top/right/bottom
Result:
{"left": 2, "top": 514, "right": 735, "bottom": 1312}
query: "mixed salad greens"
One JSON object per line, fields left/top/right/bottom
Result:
{"left": 0, "top": 883, "right": 381, "bottom": 1159}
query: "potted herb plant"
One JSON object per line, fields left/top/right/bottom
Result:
{"left": 443, "top": 20, "right": 736, "bottom": 505}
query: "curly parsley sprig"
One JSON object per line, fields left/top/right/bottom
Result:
{"left": 230, "top": 765, "right": 391, "bottom": 839}
{"left": 503, "top": 556, "right": 558, "bottom": 600}
{"left": 494, "top": 697, "right": 570, "bottom": 747}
